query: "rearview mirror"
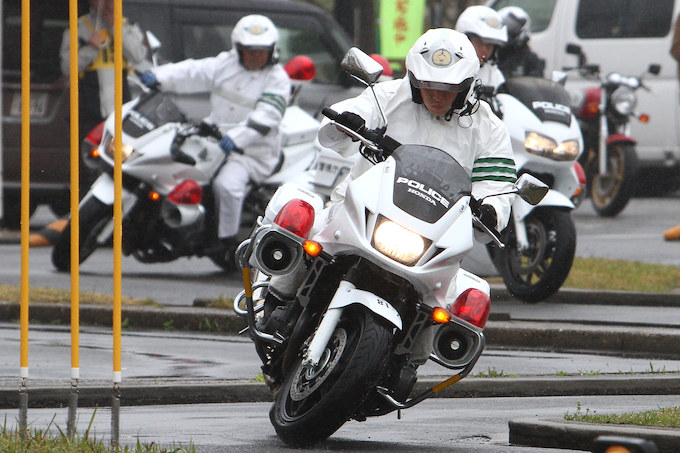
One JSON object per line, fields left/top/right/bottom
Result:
{"left": 340, "top": 47, "right": 384, "bottom": 86}
{"left": 145, "top": 31, "right": 162, "bottom": 67}
{"left": 515, "top": 174, "right": 549, "bottom": 205}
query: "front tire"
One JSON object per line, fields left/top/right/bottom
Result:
{"left": 270, "top": 307, "right": 391, "bottom": 448}
{"left": 589, "top": 143, "right": 638, "bottom": 217}
{"left": 492, "top": 209, "right": 576, "bottom": 303}
{"left": 51, "top": 197, "right": 112, "bottom": 272}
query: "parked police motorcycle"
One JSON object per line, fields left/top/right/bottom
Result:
{"left": 477, "top": 76, "right": 584, "bottom": 303}
{"left": 232, "top": 48, "right": 548, "bottom": 447}
{"left": 51, "top": 56, "right": 323, "bottom": 272}
{"left": 564, "top": 43, "right": 660, "bottom": 217}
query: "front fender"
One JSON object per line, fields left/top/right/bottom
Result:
{"left": 328, "top": 286, "right": 402, "bottom": 330}
{"left": 607, "top": 133, "right": 636, "bottom": 146}
{"left": 85, "top": 172, "right": 137, "bottom": 210}
{"left": 512, "top": 189, "right": 574, "bottom": 221}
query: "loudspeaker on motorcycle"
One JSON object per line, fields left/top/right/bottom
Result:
{"left": 251, "top": 228, "right": 303, "bottom": 276}
{"left": 431, "top": 322, "right": 482, "bottom": 369}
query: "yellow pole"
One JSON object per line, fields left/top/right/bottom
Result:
{"left": 112, "top": 0, "right": 123, "bottom": 385}
{"left": 68, "top": 0, "right": 80, "bottom": 384}
{"left": 19, "top": 0, "right": 30, "bottom": 384}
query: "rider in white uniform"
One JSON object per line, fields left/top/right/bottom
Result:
{"left": 140, "top": 15, "right": 291, "bottom": 250}
{"left": 455, "top": 5, "right": 508, "bottom": 95}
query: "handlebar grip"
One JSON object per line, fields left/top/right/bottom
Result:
{"left": 321, "top": 107, "right": 340, "bottom": 122}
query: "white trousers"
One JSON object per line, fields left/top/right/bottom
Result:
{"left": 212, "top": 159, "right": 250, "bottom": 239}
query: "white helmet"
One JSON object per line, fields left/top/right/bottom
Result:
{"left": 405, "top": 28, "right": 480, "bottom": 117}
{"left": 498, "top": 6, "right": 531, "bottom": 48}
{"left": 455, "top": 5, "right": 508, "bottom": 46}
{"left": 231, "top": 14, "right": 279, "bottom": 65}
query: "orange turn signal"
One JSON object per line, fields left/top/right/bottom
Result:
{"left": 148, "top": 190, "right": 161, "bottom": 202}
{"left": 303, "top": 240, "right": 323, "bottom": 257}
{"left": 432, "top": 307, "right": 451, "bottom": 324}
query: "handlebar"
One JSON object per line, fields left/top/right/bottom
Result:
{"left": 321, "top": 107, "right": 401, "bottom": 159}
{"left": 468, "top": 196, "right": 504, "bottom": 248}
{"left": 170, "top": 122, "right": 224, "bottom": 166}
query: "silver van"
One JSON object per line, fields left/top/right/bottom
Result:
{"left": 487, "top": 0, "right": 680, "bottom": 192}
{"left": 1, "top": 0, "right": 356, "bottom": 228}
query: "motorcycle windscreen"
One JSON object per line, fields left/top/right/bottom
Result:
{"left": 123, "top": 91, "right": 187, "bottom": 138}
{"left": 504, "top": 76, "right": 572, "bottom": 126}
{"left": 392, "top": 145, "right": 471, "bottom": 223}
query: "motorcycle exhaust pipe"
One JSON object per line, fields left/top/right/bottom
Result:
{"left": 161, "top": 200, "right": 204, "bottom": 228}
{"left": 430, "top": 322, "right": 483, "bottom": 370}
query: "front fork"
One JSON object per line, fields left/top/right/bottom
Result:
{"left": 302, "top": 280, "right": 402, "bottom": 369}
{"left": 85, "top": 172, "right": 138, "bottom": 242}
{"left": 512, "top": 208, "right": 531, "bottom": 253}
{"left": 598, "top": 97, "right": 608, "bottom": 176}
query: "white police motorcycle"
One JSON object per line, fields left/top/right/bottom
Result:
{"left": 233, "top": 48, "right": 548, "bottom": 447}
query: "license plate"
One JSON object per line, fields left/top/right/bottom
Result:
{"left": 9, "top": 92, "right": 48, "bottom": 118}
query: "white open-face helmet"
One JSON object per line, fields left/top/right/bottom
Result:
{"left": 231, "top": 14, "right": 279, "bottom": 65}
{"left": 405, "top": 28, "right": 480, "bottom": 116}
{"left": 455, "top": 5, "right": 508, "bottom": 47}
{"left": 498, "top": 6, "right": 531, "bottom": 48}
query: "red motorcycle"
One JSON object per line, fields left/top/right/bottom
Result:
{"left": 564, "top": 44, "right": 660, "bottom": 217}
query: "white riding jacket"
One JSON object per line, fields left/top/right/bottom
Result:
{"left": 154, "top": 50, "right": 291, "bottom": 182}
{"left": 318, "top": 76, "right": 516, "bottom": 232}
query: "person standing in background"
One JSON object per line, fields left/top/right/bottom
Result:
{"left": 59, "top": 0, "right": 147, "bottom": 141}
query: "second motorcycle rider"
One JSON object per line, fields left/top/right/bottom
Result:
{"left": 140, "top": 14, "right": 291, "bottom": 259}
{"left": 263, "top": 28, "right": 517, "bottom": 353}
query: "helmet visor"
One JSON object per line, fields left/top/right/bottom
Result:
{"left": 409, "top": 73, "right": 473, "bottom": 94}
{"left": 237, "top": 43, "right": 274, "bottom": 52}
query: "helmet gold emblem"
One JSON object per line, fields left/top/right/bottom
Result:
{"left": 431, "top": 48, "right": 452, "bottom": 66}
{"left": 485, "top": 17, "right": 502, "bottom": 29}
{"left": 247, "top": 25, "right": 266, "bottom": 35}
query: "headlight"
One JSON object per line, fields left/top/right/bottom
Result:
{"left": 611, "top": 86, "right": 636, "bottom": 116}
{"left": 525, "top": 132, "right": 580, "bottom": 162}
{"left": 373, "top": 218, "right": 428, "bottom": 266}
{"left": 104, "top": 136, "right": 136, "bottom": 162}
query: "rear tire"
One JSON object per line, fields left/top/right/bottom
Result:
{"left": 492, "top": 209, "right": 575, "bottom": 303}
{"left": 589, "top": 143, "right": 637, "bottom": 217}
{"left": 51, "top": 197, "right": 111, "bottom": 272}
{"left": 270, "top": 307, "right": 391, "bottom": 448}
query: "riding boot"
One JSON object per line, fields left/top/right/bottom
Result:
{"left": 256, "top": 290, "right": 293, "bottom": 334}
{"left": 219, "top": 236, "right": 239, "bottom": 267}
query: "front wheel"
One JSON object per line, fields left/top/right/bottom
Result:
{"left": 588, "top": 143, "right": 638, "bottom": 217}
{"left": 51, "top": 197, "right": 112, "bottom": 272}
{"left": 270, "top": 307, "right": 392, "bottom": 448}
{"left": 492, "top": 209, "right": 576, "bottom": 303}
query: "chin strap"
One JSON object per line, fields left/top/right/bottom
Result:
{"left": 443, "top": 99, "right": 477, "bottom": 122}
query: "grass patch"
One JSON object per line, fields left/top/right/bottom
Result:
{"left": 563, "top": 257, "right": 680, "bottom": 293}
{"left": 565, "top": 402, "right": 680, "bottom": 428}
{"left": 199, "top": 295, "right": 234, "bottom": 310}
{"left": 1, "top": 413, "right": 195, "bottom": 452}
{"left": 488, "top": 257, "right": 680, "bottom": 293}
{"left": 473, "top": 367, "right": 516, "bottom": 378}
{"left": 0, "top": 285, "right": 160, "bottom": 307}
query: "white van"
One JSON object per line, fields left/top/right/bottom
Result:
{"left": 487, "top": 0, "right": 680, "bottom": 191}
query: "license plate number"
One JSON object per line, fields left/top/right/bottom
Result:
{"left": 9, "top": 92, "right": 48, "bottom": 118}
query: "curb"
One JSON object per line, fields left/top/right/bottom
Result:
{"left": 3, "top": 302, "right": 678, "bottom": 357}
{"left": 3, "top": 374, "right": 679, "bottom": 410}
{"left": 509, "top": 417, "right": 680, "bottom": 453}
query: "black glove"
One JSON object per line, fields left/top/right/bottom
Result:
{"left": 197, "top": 121, "right": 219, "bottom": 138}
{"left": 337, "top": 111, "right": 365, "bottom": 132}
{"left": 478, "top": 204, "right": 498, "bottom": 231}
